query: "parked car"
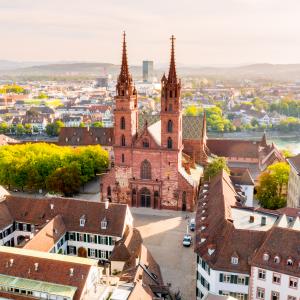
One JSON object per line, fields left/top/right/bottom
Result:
{"left": 182, "top": 234, "right": 192, "bottom": 247}
{"left": 189, "top": 218, "right": 195, "bottom": 231}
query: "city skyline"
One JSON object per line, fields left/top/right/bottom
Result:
{"left": 1, "top": 0, "right": 300, "bottom": 65}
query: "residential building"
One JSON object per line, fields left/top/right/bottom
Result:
{"left": 0, "top": 195, "right": 171, "bottom": 299}
{"left": 287, "top": 154, "right": 300, "bottom": 208}
{"left": 195, "top": 170, "right": 300, "bottom": 300}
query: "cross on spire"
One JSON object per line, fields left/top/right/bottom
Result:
{"left": 168, "top": 35, "right": 177, "bottom": 83}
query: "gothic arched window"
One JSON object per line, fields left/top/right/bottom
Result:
{"left": 167, "top": 137, "right": 173, "bottom": 149}
{"left": 121, "top": 117, "right": 125, "bottom": 130}
{"left": 141, "top": 160, "right": 151, "bottom": 179}
{"left": 167, "top": 120, "right": 173, "bottom": 133}
{"left": 122, "top": 153, "right": 125, "bottom": 163}
{"left": 169, "top": 104, "right": 173, "bottom": 112}
{"left": 121, "top": 135, "right": 126, "bottom": 146}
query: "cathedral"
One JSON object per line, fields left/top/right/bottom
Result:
{"left": 100, "top": 33, "right": 201, "bottom": 211}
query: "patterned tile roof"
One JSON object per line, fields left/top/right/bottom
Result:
{"left": 138, "top": 114, "right": 204, "bottom": 140}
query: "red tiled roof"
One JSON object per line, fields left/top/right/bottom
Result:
{"left": 3, "top": 196, "right": 127, "bottom": 237}
{"left": 0, "top": 250, "right": 91, "bottom": 300}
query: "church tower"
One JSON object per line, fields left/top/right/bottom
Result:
{"left": 114, "top": 32, "right": 138, "bottom": 165}
{"left": 160, "top": 36, "right": 183, "bottom": 151}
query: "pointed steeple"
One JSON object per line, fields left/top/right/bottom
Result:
{"left": 168, "top": 35, "right": 177, "bottom": 84}
{"left": 116, "top": 32, "right": 134, "bottom": 97}
{"left": 119, "top": 31, "right": 130, "bottom": 83}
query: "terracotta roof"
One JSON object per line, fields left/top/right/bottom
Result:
{"left": 252, "top": 227, "right": 300, "bottom": 277}
{"left": 58, "top": 127, "right": 114, "bottom": 146}
{"left": 207, "top": 139, "right": 260, "bottom": 159}
{"left": 288, "top": 154, "right": 300, "bottom": 173}
{"left": 2, "top": 195, "right": 127, "bottom": 237}
{"left": 0, "top": 200, "right": 13, "bottom": 229}
{"left": 0, "top": 248, "right": 92, "bottom": 300}
{"left": 195, "top": 170, "right": 266, "bottom": 274}
{"left": 23, "top": 215, "right": 66, "bottom": 252}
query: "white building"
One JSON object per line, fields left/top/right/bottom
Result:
{"left": 195, "top": 170, "right": 300, "bottom": 300}
{"left": 287, "top": 154, "right": 300, "bottom": 208}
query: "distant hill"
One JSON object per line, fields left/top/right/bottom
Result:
{"left": 1, "top": 61, "right": 300, "bottom": 81}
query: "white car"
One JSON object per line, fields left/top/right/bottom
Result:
{"left": 182, "top": 234, "right": 192, "bottom": 247}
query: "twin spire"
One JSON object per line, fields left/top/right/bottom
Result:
{"left": 118, "top": 31, "right": 131, "bottom": 85}
{"left": 117, "top": 32, "right": 178, "bottom": 86}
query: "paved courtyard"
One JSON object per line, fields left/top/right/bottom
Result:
{"left": 131, "top": 207, "right": 196, "bottom": 300}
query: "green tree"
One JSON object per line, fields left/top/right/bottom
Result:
{"left": 79, "top": 122, "right": 85, "bottom": 128}
{"left": 256, "top": 162, "right": 290, "bottom": 209}
{"left": 46, "top": 162, "right": 81, "bottom": 196}
{"left": 204, "top": 157, "right": 230, "bottom": 181}
{"left": 46, "top": 120, "right": 64, "bottom": 136}
{"left": 0, "top": 123, "right": 9, "bottom": 134}
{"left": 24, "top": 124, "right": 32, "bottom": 135}
{"left": 37, "top": 92, "right": 48, "bottom": 99}
{"left": 281, "top": 149, "right": 293, "bottom": 158}
{"left": 16, "top": 124, "right": 25, "bottom": 136}
{"left": 184, "top": 105, "right": 200, "bottom": 116}
{"left": 92, "top": 121, "right": 104, "bottom": 128}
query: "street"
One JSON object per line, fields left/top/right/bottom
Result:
{"left": 131, "top": 207, "right": 196, "bottom": 300}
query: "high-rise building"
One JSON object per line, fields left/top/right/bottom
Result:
{"left": 142, "top": 60, "right": 154, "bottom": 82}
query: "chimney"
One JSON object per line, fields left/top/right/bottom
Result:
{"left": 249, "top": 215, "right": 255, "bottom": 223}
{"left": 9, "top": 259, "right": 14, "bottom": 267}
{"left": 105, "top": 199, "right": 109, "bottom": 210}
{"left": 50, "top": 203, "right": 54, "bottom": 210}
{"left": 34, "top": 263, "right": 39, "bottom": 271}
{"left": 70, "top": 268, "right": 74, "bottom": 276}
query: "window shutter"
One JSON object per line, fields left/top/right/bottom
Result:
{"left": 88, "top": 248, "right": 91, "bottom": 257}
{"left": 76, "top": 233, "right": 79, "bottom": 241}
{"left": 27, "top": 224, "right": 31, "bottom": 231}
{"left": 65, "top": 232, "right": 69, "bottom": 240}
{"left": 245, "top": 277, "right": 249, "bottom": 285}
{"left": 230, "top": 275, "right": 234, "bottom": 283}
{"left": 67, "top": 246, "right": 70, "bottom": 254}
{"left": 234, "top": 275, "right": 238, "bottom": 284}
{"left": 84, "top": 234, "right": 87, "bottom": 242}
{"left": 105, "top": 237, "right": 108, "bottom": 245}
{"left": 219, "top": 274, "right": 223, "bottom": 282}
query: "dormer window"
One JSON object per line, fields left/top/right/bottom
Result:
{"left": 231, "top": 256, "right": 239, "bottom": 265}
{"left": 274, "top": 256, "right": 280, "bottom": 264}
{"left": 287, "top": 258, "right": 293, "bottom": 266}
{"left": 101, "top": 218, "right": 107, "bottom": 229}
{"left": 80, "top": 215, "right": 86, "bottom": 227}
{"left": 263, "top": 253, "right": 269, "bottom": 261}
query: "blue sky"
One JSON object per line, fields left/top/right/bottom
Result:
{"left": 1, "top": 0, "right": 300, "bottom": 65}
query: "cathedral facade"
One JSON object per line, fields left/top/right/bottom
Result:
{"left": 100, "top": 34, "right": 199, "bottom": 211}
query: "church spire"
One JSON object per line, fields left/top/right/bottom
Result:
{"left": 119, "top": 31, "right": 130, "bottom": 83}
{"left": 116, "top": 32, "right": 134, "bottom": 97}
{"left": 168, "top": 35, "right": 177, "bottom": 83}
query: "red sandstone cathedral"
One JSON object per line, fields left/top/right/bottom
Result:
{"left": 101, "top": 33, "right": 200, "bottom": 211}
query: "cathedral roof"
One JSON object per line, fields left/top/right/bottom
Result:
{"left": 138, "top": 114, "right": 205, "bottom": 140}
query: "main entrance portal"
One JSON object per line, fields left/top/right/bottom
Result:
{"left": 140, "top": 188, "right": 151, "bottom": 207}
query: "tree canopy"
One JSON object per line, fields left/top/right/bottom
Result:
{"left": 256, "top": 162, "right": 290, "bottom": 209}
{"left": 0, "top": 143, "right": 109, "bottom": 196}
{"left": 204, "top": 157, "right": 230, "bottom": 181}
{"left": 46, "top": 120, "right": 64, "bottom": 136}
